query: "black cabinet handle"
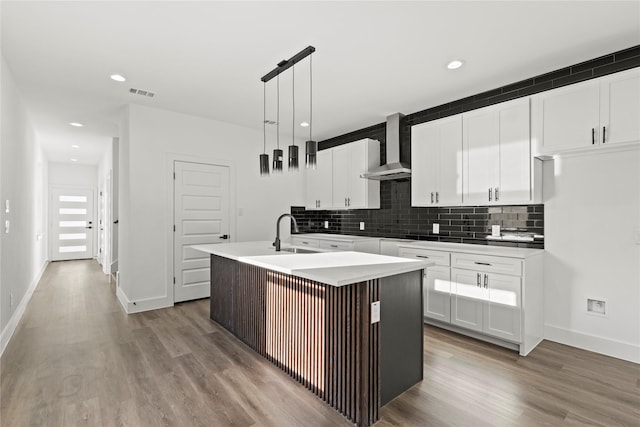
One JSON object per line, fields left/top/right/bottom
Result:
{"left": 474, "top": 261, "right": 491, "bottom": 266}
{"left": 220, "top": 234, "right": 229, "bottom": 240}
{"left": 592, "top": 128, "right": 595, "bottom": 145}
{"left": 416, "top": 255, "right": 429, "bottom": 259}
{"left": 602, "top": 126, "right": 606, "bottom": 143}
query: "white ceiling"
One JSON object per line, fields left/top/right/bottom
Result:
{"left": 2, "top": 1, "right": 639, "bottom": 165}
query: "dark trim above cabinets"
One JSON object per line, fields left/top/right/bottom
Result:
{"left": 318, "top": 44, "right": 640, "bottom": 161}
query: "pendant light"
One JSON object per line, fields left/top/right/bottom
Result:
{"left": 272, "top": 74, "right": 283, "bottom": 173}
{"left": 288, "top": 63, "right": 299, "bottom": 171}
{"left": 305, "top": 52, "right": 318, "bottom": 169}
{"left": 259, "top": 81, "right": 270, "bottom": 176}
{"left": 259, "top": 46, "right": 316, "bottom": 175}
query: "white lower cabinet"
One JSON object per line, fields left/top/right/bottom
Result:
{"left": 399, "top": 245, "right": 542, "bottom": 356}
{"left": 450, "top": 268, "right": 521, "bottom": 342}
{"left": 424, "top": 266, "right": 452, "bottom": 323}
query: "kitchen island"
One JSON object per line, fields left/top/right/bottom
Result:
{"left": 193, "top": 241, "right": 432, "bottom": 427}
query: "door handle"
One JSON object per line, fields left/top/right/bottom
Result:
{"left": 592, "top": 128, "right": 595, "bottom": 145}
{"left": 495, "top": 187, "right": 499, "bottom": 201}
{"left": 477, "top": 273, "right": 481, "bottom": 287}
{"left": 219, "top": 234, "right": 230, "bottom": 240}
{"left": 85, "top": 226, "right": 93, "bottom": 229}
{"left": 436, "top": 192, "right": 439, "bottom": 203}
{"left": 484, "top": 274, "right": 488, "bottom": 289}
{"left": 488, "top": 188, "right": 492, "bottom": 202}
{"left": 602, "top": 126, "right": 606, "bottom": 143}
{"left": 430, "top": 192, "right": 434, "bottom": 204}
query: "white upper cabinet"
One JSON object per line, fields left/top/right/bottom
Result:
{"left": 532, "top": 67, "right": 640, "bottom": 155}
{"left": 600, "top": 68, "right": 640, "bottom": 145}
{"left": 305, "top": 149, "right": 333, "bottom": 210}
{"left": 463, "top": 98, "right": 533, "bottom": 204}
{"left": 411, "top": 115, "right": 463, "bottom": 206}
{"left": 332, "top": 138, "right": 380, "bottom": 209}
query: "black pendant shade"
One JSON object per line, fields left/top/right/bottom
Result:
{"left": 259, "top": 153, "right": 270, "bottom": 176}
{"left": 273, "top": 148, "right": 283, "bottom": 173}
{"left": 305, "top": 140, "right": 317, "bottom": 169}
{"left": 288, "top": 145, "right": 299, "bottom": 170}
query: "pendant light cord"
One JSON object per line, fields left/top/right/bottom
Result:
{"left": 309, "top": 53, "right": 313, "bottom": 141}
{"left": 292, "top": 64, "right": 295, "bottom": 146}
{"left": 263, "top": 82, "right": 266, "bottom": 154}
{"left": 276, "top": 74, "right": 280, "bottom": 149}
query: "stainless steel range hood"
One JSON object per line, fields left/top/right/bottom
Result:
{"left": 361, "top": 113, "right": 411, "bottom": 180}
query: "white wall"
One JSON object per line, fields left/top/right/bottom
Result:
{"left": 48, "top": 162, "right": 98, "bottom": 187}
{"left": 0, "top": 55, "right": 48, "bottom": 355}
{"left": 117, "top": 104, "right": 305, "bottom": 312}
{"left": 543, "top": 147, "right": 640, "bottom": 363}
{"left": 98, "top": 140, "right": 114, "bottom": 274}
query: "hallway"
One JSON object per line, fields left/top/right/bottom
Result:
{"left": 1, "top": 260, "right": 639, "bottom": 426}
{"left": 0, "top": 260, "right": 351, "bottom": 426}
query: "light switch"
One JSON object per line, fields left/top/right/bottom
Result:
{"left": 5, "top": 200, "right": 9, "bottom": 213}
{"left": 5, "top": 220, "right": 9, "bottom": 234}
{"left": 371, "top": 301, "right": 380, "bottom": 324}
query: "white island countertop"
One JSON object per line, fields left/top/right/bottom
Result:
{"left": 192, "top": 241, "right": 432, "bottom": 287}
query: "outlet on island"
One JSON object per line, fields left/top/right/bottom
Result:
{"left": 432, "top": 223, "right": 439, "bottom": 234}
{"left": 360, "top": 222, "right": 365, "bottom": 231}
{"left": 324, "top": 221, "right": 329, "bottom": 229}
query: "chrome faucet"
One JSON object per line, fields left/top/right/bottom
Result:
{"left": 273, "top": 213, "right": 299, "bottom": 251}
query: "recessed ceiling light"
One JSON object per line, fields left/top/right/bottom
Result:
{"left": 447, "top": 60, "right": 464, "bottom": 70}
{"left": 69, "top": 122, "right": 83, "bottom": 127}
{"left": 300, "top": 122, "right": 309, "bottom": 127}
{"left": 110, "top": 74, "right": 126, "bottom": 82}
{"left": 71, "top": 144, "right": 80, "bottom": 148}
{"left": 70, "top": 158, "right": 78, "bottom": 162}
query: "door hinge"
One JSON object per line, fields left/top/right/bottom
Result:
{"left": 173, "top": 225, "right": 176, "bottom": 232}
{"left": 173, "top": 277, "right": 176, "bottom": 284}
{"left": 173, "top": 172, "right": 176, "bottom": 180}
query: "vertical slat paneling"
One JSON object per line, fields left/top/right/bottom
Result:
{"left": 210, "top": 259, "right": 380, "bottom": 427}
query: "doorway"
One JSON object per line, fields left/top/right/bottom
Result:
{"left": 173, "top": 161, "right": 230, "bottom": 302}
{"left": 50, "top": 187, "right": 95, "bottom": 261}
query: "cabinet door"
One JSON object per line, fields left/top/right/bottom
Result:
{"left": 600, "top": 68, "right": 640, "bottom": 145}
{"left": 411, "top": 121, "right": 439, "bottom": 206}
{"left": 411, "top": 116, "right": 462, "bottom": 206}
{"left": 464, "top": 110, "right": 500, "bottom": 204}
{"left": 437, "top": 116, "right": 463, "bottom": 206}
{"left": 483, "top": 273, "right": 521, "bottom": 342}
{"left": 531, "top": 79, "right": 600, "bottom": 154}
{"left": 332, "top": 145, "right": 350, "bottom": 209}
{"left": 498, "top": 99, "right": 531, "bottom": 203}
{"left": 348, "top": 139, "right": 379, "bottom": 209}
{"left": 424, "top": 266, "right": 451, "bottom": 322}
{"left": 305, "top": 149, "right": 333, "bottom": 210}
{"left": 450, "top": 268, "right": 484, "bottom": 332}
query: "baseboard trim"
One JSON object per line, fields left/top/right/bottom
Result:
{"left": 0, "top": 260, "right": 49, "bottom": 357}
{"left": 545, "top": 324, "right": 640, "bottom": 364}
{"left": 116, "top": 286, "right": 173, "bottom": 314}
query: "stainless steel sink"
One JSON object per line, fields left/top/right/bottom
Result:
{"left": 280, "top": 247, "right": 319, "bottom": 254}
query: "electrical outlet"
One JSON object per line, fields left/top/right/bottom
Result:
{"left": 432, "top": 223, "right": 439, "bottom": 234}
{"left": 324, "top": 221, "right": 329, "bottom": 229}
{"left": 371, "top": 301, "right": 380, "bottom": 324}
{"left": 587, "top": 298, "right": 606, "bottom": 316}
{"left": 359, "top": 222, "right": 365, "bottom": 231}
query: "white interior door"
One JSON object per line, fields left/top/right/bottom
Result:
{"left": 50, "top": 188, "right": 95, "bottom": 261}
{"left": 174, "top": 161, "right": 230, "bottom": 302}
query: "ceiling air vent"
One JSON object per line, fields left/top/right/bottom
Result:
{"left": 129, "top": 88, "right": 156, "bottom": 98}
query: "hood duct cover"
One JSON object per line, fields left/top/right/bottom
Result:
{"left": 361, "top": 113, "right": 411, "bottom": 180}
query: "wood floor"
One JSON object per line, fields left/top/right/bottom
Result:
{"left": 1, "top": 260, "right": 638, "bottom": 427}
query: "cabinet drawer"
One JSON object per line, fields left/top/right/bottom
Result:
{"left": 319, "top": 240, "right": 354, "bottom": 251}
{"left": 290, "top": 237, "right": 320, "bottom": 248}
{"left": 451, "top": 253, "right": 522, "bottom": 276}
{"left": 397, "top": 247, "right": 450, "bottom": 267}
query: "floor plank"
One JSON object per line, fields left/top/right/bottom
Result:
{"left": 1, "top": 260, "right": 639, "bottom": 426}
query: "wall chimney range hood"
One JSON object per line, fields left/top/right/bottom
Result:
{"left": 361, "top": 113, "right": 411, "bottom": 181}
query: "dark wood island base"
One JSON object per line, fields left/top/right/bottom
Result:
{"left": 209, "top": 254, "right": 423, "bottom": 427}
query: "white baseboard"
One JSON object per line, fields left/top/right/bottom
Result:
{"left": 0, "top": 260, "right": 49, "bottom": 357}
{"left": 545, "top": 324, "right": 640, "bottom": 364}
{"left": 116, "top": 285, "right": 173, "bottom": 314}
